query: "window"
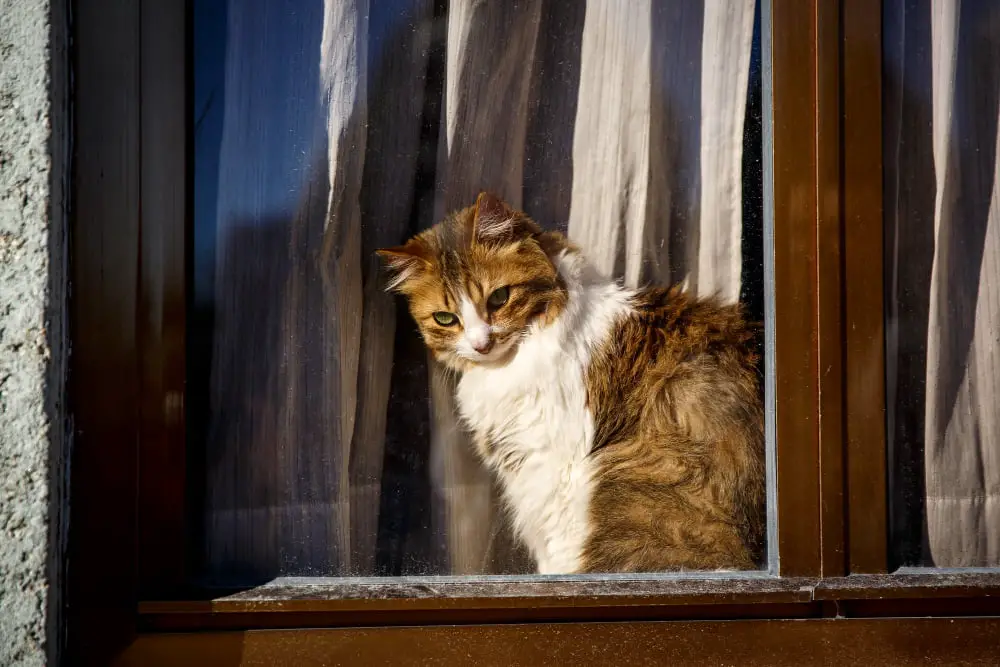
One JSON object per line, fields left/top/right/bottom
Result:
{"left": 68, "top": 0, "right": 1000, "bottom": 663}
{"left": 188, "top": 0, "right": 770, "bottom": 583}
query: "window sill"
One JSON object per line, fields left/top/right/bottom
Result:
{"left": 138, "top": 572, "right": 1000, "bottom": 631}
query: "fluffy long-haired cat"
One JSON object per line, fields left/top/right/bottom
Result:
{"left": 378, "top": 193, "right": 765, "bottom": 573}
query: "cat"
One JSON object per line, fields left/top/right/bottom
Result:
{"left": 378, "top": 192, "right": 765, "bottom": 574}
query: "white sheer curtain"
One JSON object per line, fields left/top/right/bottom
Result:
{"left": 885, "top": 0, "right": 1000, "bottom": 567}
{"left": 204, "top": 0, "right": 757, "bottom": 579}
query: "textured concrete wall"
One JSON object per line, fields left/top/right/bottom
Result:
{"left": 0, "top": 0, "right": 67, "bottom": 665}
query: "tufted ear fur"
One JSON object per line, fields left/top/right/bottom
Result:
{"left": 471, "top": 191, "right": 540, "bottom": 244}
{"left": 376, "top": 237, "right": 433, "bottom": 291}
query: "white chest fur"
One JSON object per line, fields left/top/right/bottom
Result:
{"left": 455, "top": 252, "right": 633, "bottom": 574}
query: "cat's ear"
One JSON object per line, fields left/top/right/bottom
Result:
{"left": 472, "top": 191, "right": 535, "bottom": 244}
{"left": 376, "top": 238, "right": 432, "bottom": 292}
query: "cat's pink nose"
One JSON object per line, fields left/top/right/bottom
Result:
{"left": 473, "top": 339, "right": 494, "bottom": 354}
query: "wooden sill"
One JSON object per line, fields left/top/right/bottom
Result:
{"left": 137, "top": 572, "right": 1000, "bottom": 631}
{"left": 815, "top": 572, "right": 1000, "bottom": 600}
{"left": 140, "top": 577, "right": 812, "bottom": 630}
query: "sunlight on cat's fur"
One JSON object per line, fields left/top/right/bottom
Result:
{"left": 378, "top": 193, "right": 765, "bottom": 574}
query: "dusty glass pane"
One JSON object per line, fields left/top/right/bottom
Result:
{"left": 191, "top": 0, "right": 769, "bottom": 585}
{"left": 884, "top": 0, "right": 1000, "bottom": 568}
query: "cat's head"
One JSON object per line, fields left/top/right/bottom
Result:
{"left": 377, "top": 192, "right": 568, "bottom": 370}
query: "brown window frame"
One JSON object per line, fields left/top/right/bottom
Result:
{"left": 67, "top": 0, "right": 1000, "bottom": 664}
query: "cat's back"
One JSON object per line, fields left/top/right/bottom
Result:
{"left": 585, "top": 285, "right": 761, "bottom": 444}
{"left": 618, "top": 284, "right": 759, "bottom": 373}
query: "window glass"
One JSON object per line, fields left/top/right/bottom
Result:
{"left": 192, "top": 0, "right": 770, "bottom": 585}
{"left": 884, "top": 0, "right": 1000, "bottom": 568}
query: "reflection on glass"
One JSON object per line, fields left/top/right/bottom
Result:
{"left": 192, "top": 0, "right": 766, "bottom": 584}
{"left": 884, "top": 0, "right": 1000, "bottom": 568}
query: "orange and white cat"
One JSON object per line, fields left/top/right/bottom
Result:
{"left": 379, "top": 193, "right": 765, "bottom": 574}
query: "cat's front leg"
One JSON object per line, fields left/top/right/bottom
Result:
{"left": 535, "top": 546, "right": 582, "bottom": 575}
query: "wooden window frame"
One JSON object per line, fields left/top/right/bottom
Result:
{"left": 67, "top": 0, "right": 1000, "bottom": 664}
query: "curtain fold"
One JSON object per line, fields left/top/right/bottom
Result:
{"left": 431, "top": 0, "right": 545, "bottom": 575}
{"left": 885, "top": 0, "right": 1000, "bottom": 567}
{"left": 697, "top": 0, "right": 755, "bottom": 302}
{"left": 315, "top": 0, "right": 368, "bottom": 575}
{"left": 567, "top": 0, "right": 656, "bottom": 285}
{"left": 923, "top": 0, "right": 1000, "bottom": 567}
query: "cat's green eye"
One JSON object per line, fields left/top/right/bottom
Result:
{"left": 433, "top": 311, "right": 458, "bottom": 326}
{"left": 487, "top": 286, "right": 509, "bottom": 308}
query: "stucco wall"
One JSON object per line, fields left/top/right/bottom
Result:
{"left": 0, "top": 0, "right": 67, "bottom": 665}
